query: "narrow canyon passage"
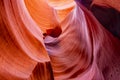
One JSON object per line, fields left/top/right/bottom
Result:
{"left": 0, "top": 0, "right": 120, "bottom": 80}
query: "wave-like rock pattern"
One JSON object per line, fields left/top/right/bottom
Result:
{"left": 0, "top": 0, "right": 120, "bottom": 80}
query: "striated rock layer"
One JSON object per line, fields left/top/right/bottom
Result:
{"left": 0, "top": 0, "right": 120, "bottom": 80}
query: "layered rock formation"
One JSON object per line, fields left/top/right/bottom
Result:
{"left": 0, "top": 0, "right": 120, "bottom": 80}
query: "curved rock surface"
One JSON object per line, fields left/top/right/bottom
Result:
{"left": 0, "top": 0, "right": 120, "bottom": 80}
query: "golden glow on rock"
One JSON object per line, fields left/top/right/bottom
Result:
{"left": 0, "top": 0, "right": 120, "bottom": 80}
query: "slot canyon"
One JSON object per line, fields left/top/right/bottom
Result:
{"left": 0, "top": 0, "right": 120, "bottom": 80}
